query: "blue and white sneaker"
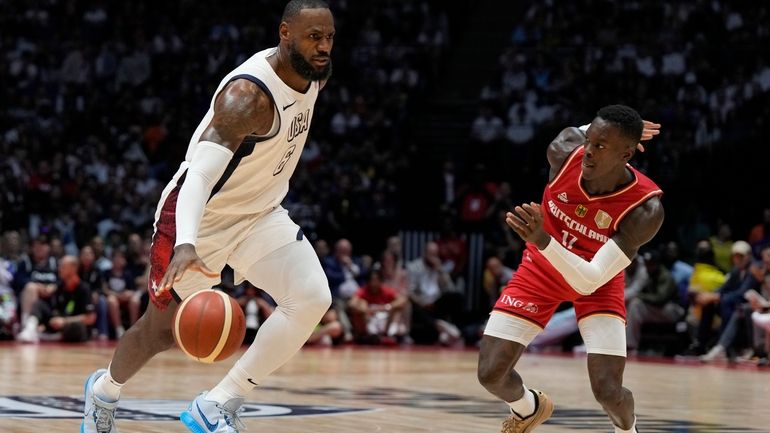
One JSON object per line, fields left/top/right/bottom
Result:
{"left": 81, "top": 369, "right": 118, "bottom": 433}
{"left": 180, "top": 392, "right": 245, "bottom": 433}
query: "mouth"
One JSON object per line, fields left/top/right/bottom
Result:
{"left": 582, "top": 159, "right": 594, "bottom": 169}
{"left": 311, "top": 57, "right": 330, "bottom": 67}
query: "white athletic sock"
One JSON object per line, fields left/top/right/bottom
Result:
{"left": 93, "top": 365, "right": 124, "bottom": 402}
{"left": 614, "top": 416, "right": 637, "bottom": 433}
{"left": 207, "top": 364, "right": 253, "bottom": 404}
{"left": 507, "top": 386, "right": 536, "bottom": 418}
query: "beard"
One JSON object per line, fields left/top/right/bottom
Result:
{"left": 289, "top": 42, "right": 332, "bottom": 82}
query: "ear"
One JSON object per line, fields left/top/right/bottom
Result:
{"left": 622, "top": 145, "right": 635, "bottom": 162}
{"left": 279, "top": 22, "right": 290, "bottom": 41}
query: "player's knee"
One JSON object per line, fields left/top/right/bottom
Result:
{"left": 591, "top": 378, "right": 623, "bottom": 407}
{"left": 296, "top": 274, "right": 332, "bottom": 314}
{"left": 132, "top": 311, "right": 175, "bottom": 353}
{"left": 477, "top": 354, "right": 513, "bottom": 390}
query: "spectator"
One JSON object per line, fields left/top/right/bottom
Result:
{"left": 322, "top": 238, "right": 368, "bottom": 343}
{"left": 323, "top": 238, "right": 367, "bottom": 300}
{"left": 0, "top": 252, "right": 15, "bottom": 340}
{"left": 17, "top": 256, "right": 96, "bottom": 343}
{"left": 482, "top": 256, "right": 514, "bottom": 309}
{"left": 306, "top": 308, "right": 344, "bottom": 347}
{"left": 435, "top": 216, "right": 468, "bottom": 290}
{"left": 104, "top": 249, "right": 136, "bottom": 339}
{"left": 748, "top": 285, "right": 770, "bottom": 366}
{"left": 700, "top": 241, "right": 756, "bottom": 362}
{"left": 17, "top": 235, "right": 58, "bottom": 325}
{"left": 748, "top": 208, "right": 770, "bottom": 256}
{"left": 661, "top": 241, "right": 694, "bottom": 303}
{"left": 406, "top": 241, "right": 464, "bottom": 345}
{"left": 348, "top": 267, "right": 408, "bottom": 344}
{"left": 623, "top": 254, "right": 650, "bottom": 302}
{"left": 710, "top": 223, "right": 735, "bottom": 273}
{"left": 626, "top": 251, "right": 685, "bottom": 352}
{"left": 79, "top": 245, "right": 109, "bottom": 340}
{"left": 237, "top": 283, "right": 274, "bottom": 345}
{"left": 687, "top": 240, "right": 728, "bottom": 354}
{"left": 381, "top": 235, "right": 408, "bottom": 293}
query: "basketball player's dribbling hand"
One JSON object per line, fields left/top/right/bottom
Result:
{"left": 506, "top": 202, "right": 551, "bottom": 250}
{"left": 636, "top": 120, "right": 661, "bottom": 152}
{"left": 156, "top": 243, "right": 219, "bottom": 295}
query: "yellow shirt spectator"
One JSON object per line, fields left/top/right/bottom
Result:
{"left": 688, "top": 262, "right": 726, "bottom": 293}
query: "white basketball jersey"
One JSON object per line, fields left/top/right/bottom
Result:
{"left": 166, "top": 47, "right": 319, "bottom": 216}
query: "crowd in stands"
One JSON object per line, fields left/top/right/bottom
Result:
{"left": 1, "top": 0, "right": 769, "bottom": 367}
{"left": 472, "top": 0, "right": 770, "bottom": 249}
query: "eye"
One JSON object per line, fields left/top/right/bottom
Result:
{"left": 309, "top": 33, "right": 321, "bottom": 40}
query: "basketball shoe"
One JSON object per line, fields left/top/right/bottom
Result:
{"left": 180, "top": 392, "right": 245, "bottom": 433}
{"left": 501, "top": 389, "right": 554, "bottom": 433}
{"left": 81, "top": 369, "right": 118, "bottom": 433}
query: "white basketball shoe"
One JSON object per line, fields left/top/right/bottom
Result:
{"left": 180, "top": 392, "right": 245, "bottom": 433}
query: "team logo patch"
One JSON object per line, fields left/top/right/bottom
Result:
{"left": 0, "top": 396, "right": 372, "bottom": 420}
{"left": 557, "top": 192, "right": 568, "bottom": 203}
{"left": 575, "top": 204, "right": 588, "bottom": 218}
{"left": 594, "top": 210, "right": 612, "bottom": 229}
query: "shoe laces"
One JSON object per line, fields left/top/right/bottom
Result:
{"left": 501, "top": 414, "right": 522, "bottom": 433}
{"left": 93, "top": 405, "right": 116, "bottom": 432}
{"left": 221, "top": 405, "right": 246, "bottom": 431}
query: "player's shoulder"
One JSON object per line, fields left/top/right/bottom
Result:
{"left": 216, "top": 79, "right": 274, "bottom": 117}
{"left": 547, "top": 127, "right": 585, "bottom": 169}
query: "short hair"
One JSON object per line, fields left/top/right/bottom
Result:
{"left": 282, "top": 0, "right": 329, "bottom": 22}
{"left": 596, "top": 104, "right": 643, "bottom": 145}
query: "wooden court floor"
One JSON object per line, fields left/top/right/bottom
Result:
{"left": 0, "top": 343, "right": 768, "bottom": 433}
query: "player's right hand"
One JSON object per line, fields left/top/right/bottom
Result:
{"left": 157, "top": 244, "right": 218, "bottom": 295}
{"left": 506, "top": 202, "right": 550, "bottom": 249}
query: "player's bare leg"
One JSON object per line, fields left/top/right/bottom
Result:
{"left": 477, "top": 336, "right": 527, "bottom": 401}
{"left": 110, "top": 299, "right": 178, "bottom": 383}
{"left": 82, "top": 299, "right": 177, "bottom": 433}
{"left": 478, "top": 335, "right": 554, "bottom": 432}
{"left": 587, "top": 353, "right": 636, "bottom": 430}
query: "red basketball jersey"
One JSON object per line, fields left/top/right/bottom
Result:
{"left": 522, "top": 145, "right": 663, "bottom": 293}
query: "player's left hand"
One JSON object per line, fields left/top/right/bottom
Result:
{"left": 637, "top": 120, "right": 661, "bottom": 152}
{"left": 506, "top": 202, "right": 550, "bottom": 249}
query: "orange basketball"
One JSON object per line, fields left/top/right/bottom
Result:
{"left": 172, "top": 290, "right": 246, "bottom": 363}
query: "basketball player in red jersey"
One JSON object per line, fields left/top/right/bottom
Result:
{"left": 82, "top": 1, "right": 335, "bottom": 433}
{"left": 477, "top": 105, "right": 663, "bottom": 433}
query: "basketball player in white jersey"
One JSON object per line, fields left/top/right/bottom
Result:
{"left": 82, "top": 1, "right": 335, "bottom": 432}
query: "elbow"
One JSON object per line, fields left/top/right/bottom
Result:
{"left": 570, "top": 281, "right": 598, "bottom": 296}
{"left": 566, "top": 269, "right": 603, "bottom": 296}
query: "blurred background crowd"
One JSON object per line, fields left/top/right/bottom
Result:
{"left": 1, "top": 0, "right": 769, "bottom": 365}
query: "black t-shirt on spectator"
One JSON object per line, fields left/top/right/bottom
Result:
{"left": 13, "top": 255, "right": 58, "bottom": 294}
{"left": 52, "top": 282, "right": 94, "bottom": 317}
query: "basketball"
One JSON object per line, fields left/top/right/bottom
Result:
{"left": 172, "top": 290, "right": 246, "bottom": 363}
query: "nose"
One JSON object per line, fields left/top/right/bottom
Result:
{"left": 317, "top": 38, "right": 332, "bottom": 54}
